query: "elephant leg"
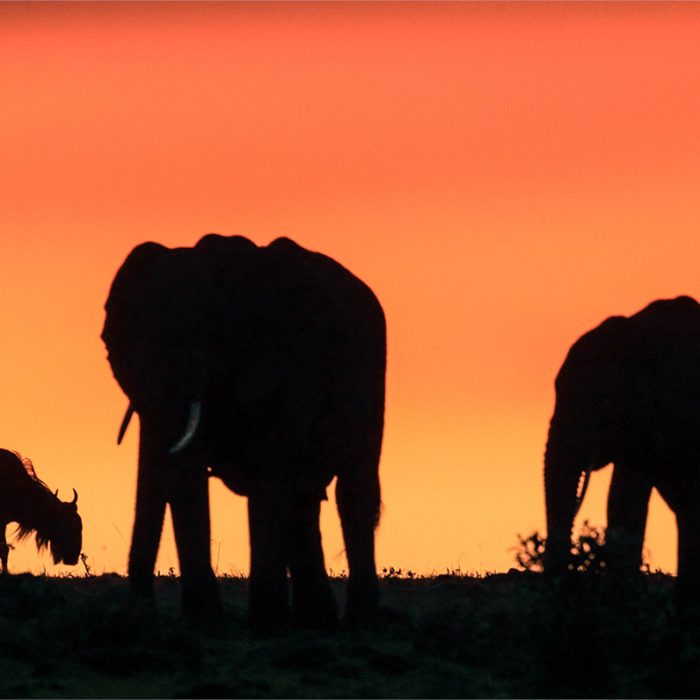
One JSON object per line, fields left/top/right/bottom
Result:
{"left": 247, "top": 484, "right": 291, "bottom": 634}
{"left": 337, "top": 466, "right": 381, "bottom": 628}
{"left": 169, "top": 467, "right": 221, "bottom": 622}
{"left": 289, "top": 493, "right": 337, "bottom": 630}
{"left": 605, "top": 463, "right": 653, "bottom": 574}
{"left": 675, "top": 506, "right": 700, "bottom": 614}
{"left": 0, "top": 524, "right": 8, "bottom": 574}
{"left": 128, "top": 439, "right": 168, "bottom": 600}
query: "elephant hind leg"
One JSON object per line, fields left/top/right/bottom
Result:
{"left": 247, "top": 485, "right": 291, "bottom": 635}
{"left": 288, "top": 493, "right": 337, "bottom": 630}
{"left": 336, "top": 466, "right": 381, "bottom": 628}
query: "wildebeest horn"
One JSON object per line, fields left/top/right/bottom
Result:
{"left": 71, "top": 488, "right": 78, "bottom": 505}
{"left": 54, "top": 489, "right": 58, "bottom": 497}
{"left": 117, "top": 404, "right": 135, "bottom": 445}
{"left": 169, "top": 402, "right": 202, "bottom": 455}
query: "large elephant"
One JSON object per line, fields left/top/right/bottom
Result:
{"left": 102, "top": 234, "right": 385, "bottom": 630}
{"left": 545, "top": 296, "right": 700, "bottom": 600}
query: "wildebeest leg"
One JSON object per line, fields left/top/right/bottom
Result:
{"left": 248, "top": 484, "right": 291, "bottom": 634}
{"left": 289, "top": 493, "right": 337, "bottom": 630}
{"left": 606, "top": 463, "right": 652, "bottom": 574}
{"left": 169, "top": 468, "right": 221, "bottom": 622}
{"left": 128, "top": 439, "right": 167, "bottom": 600}
{"left": 0, "top": 524, "right": 8, "bottom": 574}
{"left": 337, "top": 433, "right": 381, "bottom": 628}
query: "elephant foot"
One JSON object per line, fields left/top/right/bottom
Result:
{"left": 343, "top": 605, "right": 380, "bottom": 630}
{"left": 542, "top": 547, "right": 574, "bottom": 577}
{"left": 343, "top": 581, "right": 380, "bottom": 630}
{"left": 184, "top": 610, "right": 227, "bottom": 638}
{"left": 181, "top": 576, "right": 224, "bottom": 631}
{"left": 292, "top": 584, "right": 337, "bottom": 632}
{"left": 182, "top": 600, "right": 226, "bottom": 634}
{"left": 674, "top": 580, "right": 700, "bottom": 629}
{"left": 249, "top": 582, "right": 290, "bottom": 637}
{"left": 250, "top": 606, "right": 290, "bottom": 637}
{"left": 129, "top": 574, "right": 156, "bottom": 601}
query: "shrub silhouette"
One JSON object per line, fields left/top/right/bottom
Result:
{"left": 515, "top": 521, "right": 613, "bottom": 573}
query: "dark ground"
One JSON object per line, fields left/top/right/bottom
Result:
{"left": 0, "top": 570, "right": 698, "bottom": 698}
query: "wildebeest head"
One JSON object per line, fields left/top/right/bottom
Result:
{"left": 39, "top": 490, "right": 83, "bottom": 566}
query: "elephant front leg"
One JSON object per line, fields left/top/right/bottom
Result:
{"left": 128, "top": 445, "right": 168, "bottom": 600}
{"left": 606, "top": 463, "right": 652, "bottom": 575}
{"left": 289, "top": 493, "right": 337, "bottom": 630}
{"left": 675, "top": 507, "right": 700, "bottom": 617}
{"left": 248, "top": 485, "right": 291, "bottom": 634}
{"left": 169, "top": 468, "right": 222, "bottom": 623}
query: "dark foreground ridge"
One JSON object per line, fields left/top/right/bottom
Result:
{"left": 0, "top": 570, "right": 696, "bottom": 699}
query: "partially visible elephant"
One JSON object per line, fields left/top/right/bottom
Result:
{"left": 102, "top": 234, "right": 385, "bottom": 630}
{"left": 545, "top": 296, "right": 700, "bottom": 600}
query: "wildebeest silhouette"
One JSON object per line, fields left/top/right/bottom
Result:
{"left": 0, "top": 449, "right": 82, "bottom": 572}
{"left": 102, "top": 234, "right": 385, "bottom": 630}
{"left": 545, "top": 296, "right": 700, "bottom": 604}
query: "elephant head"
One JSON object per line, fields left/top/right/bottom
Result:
{"left": 102, "top": 236, "right": 257, "bottom": 454}
{"left": 544, "top": 314, "right": 653, "bottom": 570}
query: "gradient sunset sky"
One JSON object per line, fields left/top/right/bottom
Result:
{"left": 2, "top": 2, "right": 699, "bottom": 576}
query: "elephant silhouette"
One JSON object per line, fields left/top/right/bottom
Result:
{"left": 544, "top": 296, "right": 700, "bottom": 603}
{"left": 102, "top": 234, "right": 386, "bottom": 630}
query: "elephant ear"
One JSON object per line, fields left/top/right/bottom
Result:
{"left": 103, "top": 242, "right": 169, "bottom": 338}
{"left": 102, "top": 241, "right": 170, "bottom": 396}
{"left": 555, "top": 315, "right": 631, "bottom": 398}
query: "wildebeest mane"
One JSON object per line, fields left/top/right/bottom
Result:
{"left": 10, "top": 452, "right": 58, "bottom": 551}
{"left": 14, "top": 452, "right": 51, "bottom": 492}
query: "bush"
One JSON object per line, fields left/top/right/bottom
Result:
{"left": 515, "top": 521, "right": 610, "bottom": 573}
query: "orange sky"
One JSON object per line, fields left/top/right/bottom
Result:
{"left": 2, "top": 2, "right": 700, "bottom": 576}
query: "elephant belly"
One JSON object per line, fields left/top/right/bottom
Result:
{"left": 203, "top": 391, "right": 337, "bottom": 500}
{"left": 207, "top": 462, "right": 254, "bottom": 497}
{"left": 207, "top": 459, "right": 332, "bottom": 502}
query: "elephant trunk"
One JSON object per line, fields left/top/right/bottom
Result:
{"left": 543, "top": 426, "right": 590, "bottom": 574}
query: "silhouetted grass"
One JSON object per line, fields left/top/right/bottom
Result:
{"left": 514, "top": 520, "right": 620, "bottom": 573}
{"left": 0, "top": 565, "right": 695, "bottom": 698}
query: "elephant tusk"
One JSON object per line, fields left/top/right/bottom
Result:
{"left": 572, "top": 468, "right": 592, "bottom": 520}
{"left": 117, "top": 404, "right": 135, "bottom": 445}
{"left": 168, "top": 401, "right": 202, "bottom": 455}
